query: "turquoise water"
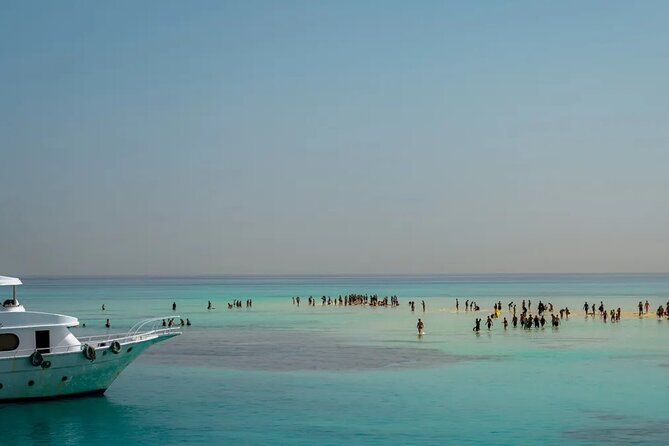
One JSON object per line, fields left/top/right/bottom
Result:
{"left": 4, "top": 274, "right": 669, "bottom": 445}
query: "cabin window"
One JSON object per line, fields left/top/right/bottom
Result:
{"left": 35, "top": 330, "right": 50, "bottom": 354}
{"left": 0, "top": 334, "right": 19, "bottom": 351}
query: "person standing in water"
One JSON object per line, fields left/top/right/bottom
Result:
{"left": 172, "top": 302, "right": 177, "bottom": 311}
{"left": 456, "top": 299, "right": 459, "bottom": 311}
{"left": 417, "top": 318, "right": 424, "bottom": 335}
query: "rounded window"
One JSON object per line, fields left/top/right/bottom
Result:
{"left": 0, "top": 334, "right": 19, "bottom": 351}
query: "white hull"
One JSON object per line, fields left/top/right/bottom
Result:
{"left": 0, "top": 332, "right": 176, "bottom": 402}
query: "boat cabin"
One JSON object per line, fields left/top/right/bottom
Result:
{"left": 0, "top": 276, "right": 81, "bottom": 358}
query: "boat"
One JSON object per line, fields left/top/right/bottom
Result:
{"left": 0, "top": 275, "right": 180, "bottom": 402}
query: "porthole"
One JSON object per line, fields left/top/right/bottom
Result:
{"left": 0, "top": 333, "right": 19, "bottom": 351}
{"left": 61, "top": 376, "right": 68, "bottom": 382}
{"left": 28, "top": 380, "right": 35, "bottom": 386}
{"left": 127, "top": 347, "right": 133, "bottom": 353}
{"left": 0, "top": 383, "right": 3, "bottom": 389}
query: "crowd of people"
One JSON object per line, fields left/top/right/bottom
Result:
{"left": 291, "top": 294, "right": 401, "bottom": 307}
{"left": 583, "top": 301, "right": 621, "bottom": 322}
{"left": 227, "top": 299, "right": 252, "bottom": 309}
{"left": 468, "top": 299, "right": 570, "bottom": 332}
{"left": 415, "top": 296, "right": 669, "bottom": 335}
{"left": 162, "top": 317, "right": 191, "bottom": 327}
{"left": 102, "top": 295, "right": 669, "bottom": 335}
{"left": 462, "top": 299, "right": 481, "bottom": 311}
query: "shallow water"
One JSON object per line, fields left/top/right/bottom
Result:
{"left": 3, "top": 274, "right": 669, "bottom": 445}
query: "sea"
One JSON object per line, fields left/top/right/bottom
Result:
{"left": 4, "top": 274, "right": 669, "bottom": 445}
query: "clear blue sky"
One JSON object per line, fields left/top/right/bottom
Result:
{"left": 1, "top": 1, "right": 668, "bottom": 276}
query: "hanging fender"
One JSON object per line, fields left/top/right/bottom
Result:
{"left": 83, "top": 344, "right": 96, "bottom": 361}
{"left": 29, "top": 351, "right": 43, "bottom": 367}
{"left": 110, "top": 341, "right": 121, "bottom": 354}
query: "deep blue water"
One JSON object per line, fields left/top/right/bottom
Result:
{"left": 3, "top": 274, "right": 669, "bottom": 445}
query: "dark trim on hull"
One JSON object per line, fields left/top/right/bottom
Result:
{"left": 0, "top": 388, "right": 106, "bottom": 404}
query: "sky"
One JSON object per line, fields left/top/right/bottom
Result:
{"left": 1, "top": 1, "right": 668, "bottom": 276}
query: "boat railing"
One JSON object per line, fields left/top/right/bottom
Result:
{"left": 78, "top": 316, "right": 180, "bottom": 343}
{"left": 3, "top": 319, "right": 181, "bottom": 359}
{"left": 77, "top": 326, "right": 181, "bottom": 346}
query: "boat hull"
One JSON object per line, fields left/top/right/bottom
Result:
{"left": 0, "top": 333, "right": 176, "bottom": 401}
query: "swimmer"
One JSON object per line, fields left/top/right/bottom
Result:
{"left": 172, "top": 301, "right": 177, "bottom": 311}
{"left": 417, "top": 318, "right": 424, "bottom": 335}
{"left": 503, "top": 317, "right": 508, "bottom": 329}
{"left": 186, "top": 318, "right": 191, "bottom": 326}
{"left": 105, "top": 318, "right": 110, "bottom": 329}
{"left": 473, "top": 318, "right": 481, "bottom": 332}
{"left": 102, "top": 304, "right": 105, "bottom": 311}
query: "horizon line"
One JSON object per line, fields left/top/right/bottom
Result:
{"left": 14, "top": 272, "right": 669, "bottom": 280}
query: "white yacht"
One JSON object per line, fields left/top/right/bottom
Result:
{"left": 0, "top": 276, "right": 180, "bottom": 402}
